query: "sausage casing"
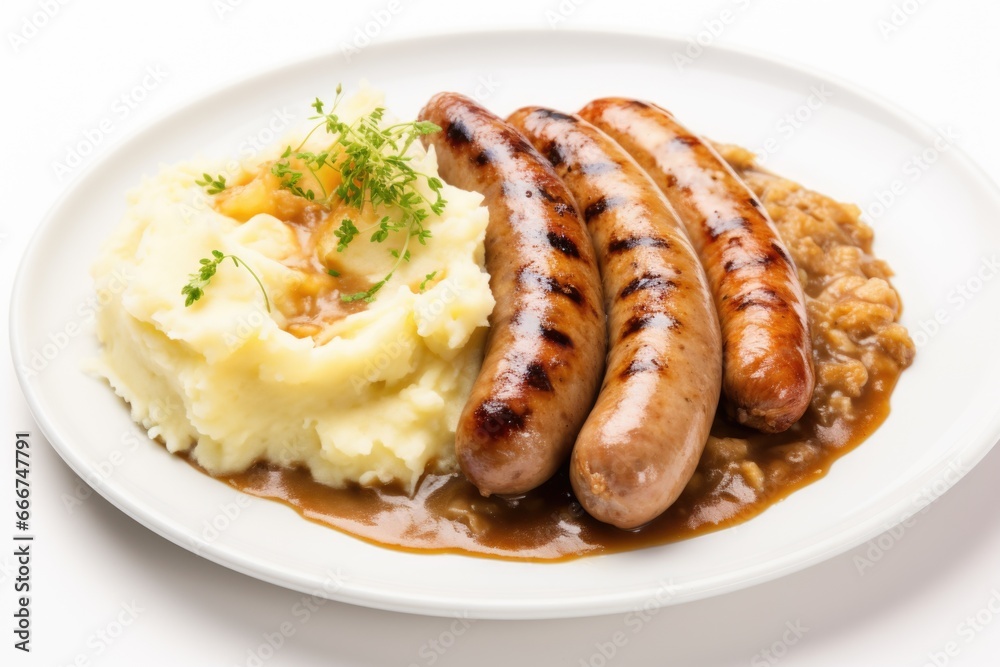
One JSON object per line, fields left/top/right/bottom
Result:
{"left": 580, "top": 98, "right": 814, "bottom": 433}
{"left": 419, "top": 93, "right": 605, "bottom": 495}
{"left": 509, "top": 107, "right": 722, "bottom": 528}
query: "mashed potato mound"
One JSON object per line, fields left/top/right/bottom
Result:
{"left": 92, "top": 89, "right": 494, "bottom": 492}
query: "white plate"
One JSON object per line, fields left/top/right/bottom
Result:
{"left": 11, "top": 30, "right": 1000, "bottom": 620}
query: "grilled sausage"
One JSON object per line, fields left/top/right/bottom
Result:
{"left": 419, "top": 93, "right": 605, "bottom": 496}
{"left": 509, "top": 107, "right": 721, "bottom": 528}
{"left": 580, "top": 99, "right": 814, "bottom": 433}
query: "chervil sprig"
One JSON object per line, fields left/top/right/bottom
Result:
{"left": 195, "top": 173, "right": 227, "bottom": 194}
{"left": 182, "top": 250, "right": 270, "bottom": 312}
{"left": 419, "top": 271, "right": 438, "bottom": 292}
{"left": 271, "top": 84, "right": 446, "bottom": 302}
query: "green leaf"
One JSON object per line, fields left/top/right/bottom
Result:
{"left": 181, "top": 251, "right": 270, "bottom": 312}
{"left": 269, "top": 86, "right": 447, "bottom": 303}
{"left": 419, "top": 271, "right": 438, "bottom": 291}
{"left": 334, "top": 218, "right": 359, "bottom": 245}
{"left": 195, "top": 173, "right": 227, "bottom": 195}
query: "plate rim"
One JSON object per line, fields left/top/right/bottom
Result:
{"left": 11, "top": 27, "right": 1000, "bottom": 619}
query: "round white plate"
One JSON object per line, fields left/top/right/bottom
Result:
{"left": 11, "top": 30, "right": 1000, "bottom": 620}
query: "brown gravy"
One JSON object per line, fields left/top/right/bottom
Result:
{"left": 181, "top": 146, "right": 915, "bottom": 561}
{"left": 194, "top": 361, "right": 898, "bottom": 561}
{"left": 214, "top": 160, "right": 372, "bottom": 341}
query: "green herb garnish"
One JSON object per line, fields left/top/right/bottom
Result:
{"left": 420, "top": 271, "right": 438, "bottom": 292}
{"left": 195, "top": 173, "right": 227, "bottom": 194}
{"left": 186, "top": 85, "right": 445, "bottom": 309}
{"left": 271, "top": 84, "right": 446, "bottom": 303}
{"left": 182, "top": 250, "right": 270, "bottom": 312}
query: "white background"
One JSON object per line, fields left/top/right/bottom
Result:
{"left": 3, "top": 0, "right": 1000, "bottom": 665}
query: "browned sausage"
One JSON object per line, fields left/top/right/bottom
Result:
{"left": 418, "top": 93, "right": 605, "bottom": 496}
{"left": 508, "top": 107, "right": 721, "bottom": 528}
{"left": 579, "top": 99, "right": 814, "bottom": 433}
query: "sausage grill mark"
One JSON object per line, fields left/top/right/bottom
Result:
{"left": 541, "top": 327, "right": 574, "bottom": 348}
{"left": 732, "top": 287, "right": 782, "bottom": 312}
{"left": 608, "top": 236, "right": 670, "bottom": 254}
{"left": 544, "top": 277, "right": 584, "bottom": 304}
{"left": 473, "top": 401, "right": 526, "bottom": 439}
{"left": 622, "top": 312, "right": 678, "bottom": 338}
{"left": 474, "top": 149, "right": 493, "bottom": 166}
{"left": 620, "top": 274, "right": 677, "bottom": 299}
{"left": 446, "top": 120, "right": 473, "bottom": 145}
{"left": 524, "top": 362, "right": 554, "bottom": 392}
{"left": 672, "top": 135, "right": 700, "bottom": 148}
{"left": 506, "top": 133, "right": 533, "bottom": 154}
{"left": 546, "top": 142, "right": 565, "bottom": 167}
{"left": 770, "top": 241, "right": 792, "bottom": 265}
{"left": 584, "top": 195, "right": 628, "bottom": 222}
{"left": 621, "top": 357, "right": 664, "bottom": 378}
{"left": 535, "top": 186, "right": 563, "bottom": 204}
{"left": 534, "top": 109, "right": 578, "bottom": 122}
{"left": 547, "top": 231, "right": 581, "bottom": 258}
{"left": 723, "top": 254, "right": 776, "bottom": 273}
{"left": 584, "top": 197, "right": 611, "bottom": 222}
{"left": 516, "top": 267, "right": 585, "bottom": 305}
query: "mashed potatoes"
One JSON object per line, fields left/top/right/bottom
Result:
{"left": 92, "top": 89, "right": 495, "bottom": 491}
